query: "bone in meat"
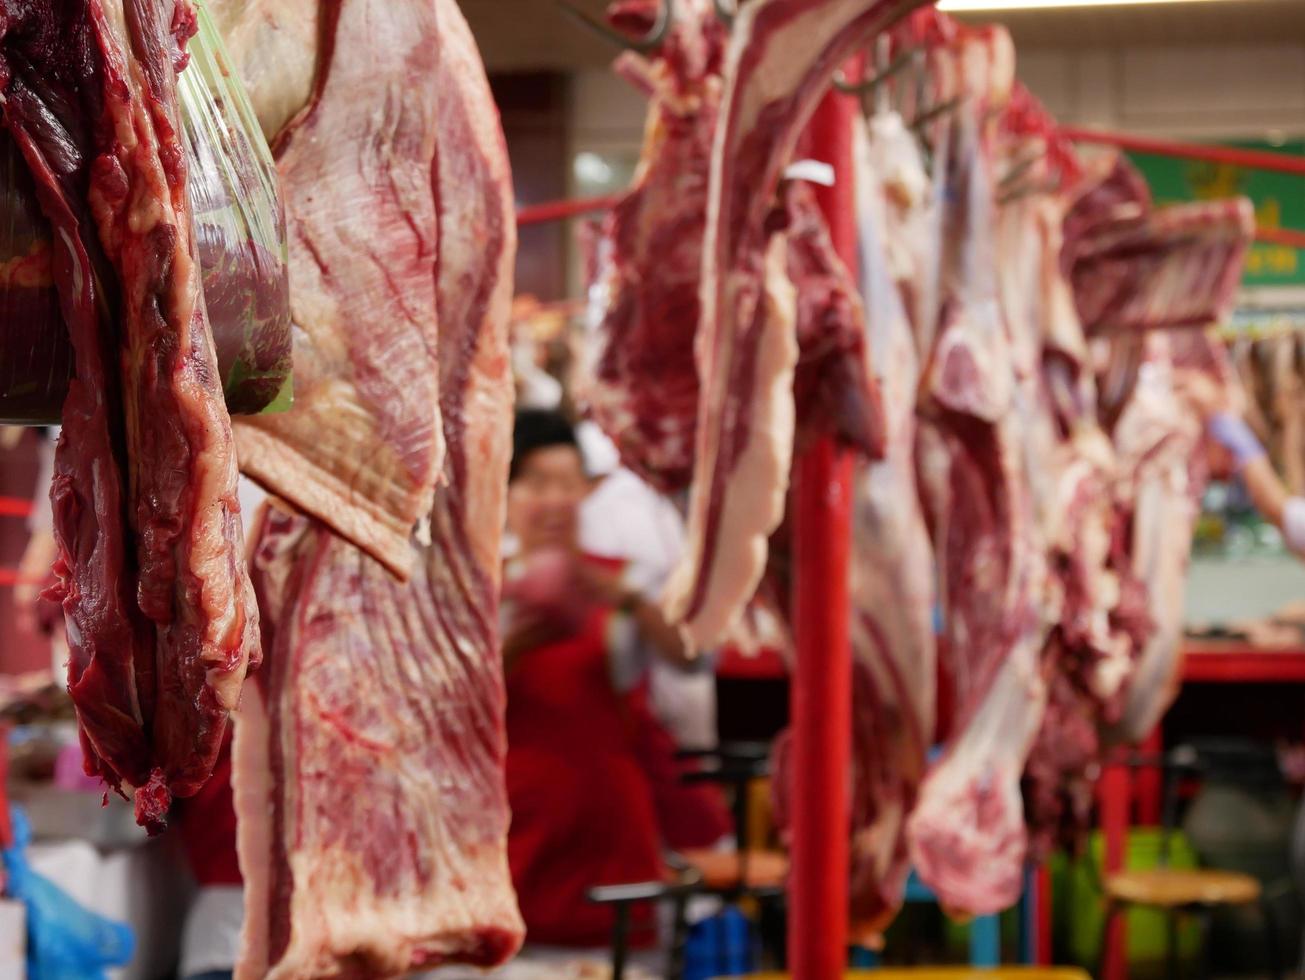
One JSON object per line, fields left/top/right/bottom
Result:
{"left": 0, "top": 0, "right": 259, "bottom": 829}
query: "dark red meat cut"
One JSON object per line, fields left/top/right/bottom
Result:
{"left": 0, "top": 3, "right": 291, "bottom": 424}
{"left": 0, "top": 0, "right": 259, "bottom": 830}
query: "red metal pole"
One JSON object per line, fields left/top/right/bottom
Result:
{"left": 1098, "top": 758, "right": 1132, "bottom": 980}
{"left": 515, "top": 193, "right": 623, "bottom": 227}
{"left": 1061, "top": 126, "right": 1305, "bottom": 177}
{"left": 789, "top": 82, "right": 857, "bottom": 980}
{"left": 1255, "top": 226, "right": 1305, "bottom": 250}
{"left": 0, "top": 497, "right": 33, "bottom": 518}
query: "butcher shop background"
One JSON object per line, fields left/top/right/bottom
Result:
{"left": 473, "top": 0, "right": 1305, "bottom": 633}
{"left": 8, "top": 2, "right": 1305, "bottom": 672}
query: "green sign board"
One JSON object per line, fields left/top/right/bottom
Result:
{"left": 1126, "top": 141, "right": 1305, "bottom": 289}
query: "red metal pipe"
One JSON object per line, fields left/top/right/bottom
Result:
{"left": 789, "top": 83, "right": 857, "bottom": 980}
{"left": 0, "top": 497, "right": 32, "bottom": 518}
{"left": 1255, "top": 226, "right": 1305, "bottom": 250}
{"left": 1097, "top": 759, "right": 1132, "bottom": 980}
{"left": 1062, "top": 126, "right": 1305, "bottom": 177}
{"left": 515, "top": 193, "right": 623, "bottom": 227}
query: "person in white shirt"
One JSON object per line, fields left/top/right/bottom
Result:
{"left": 576, "top": 422, "right": 717, "bottom": 750}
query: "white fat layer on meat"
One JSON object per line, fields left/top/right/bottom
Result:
{"left": 664, "top": 234, "right": 798, "bottom": 649}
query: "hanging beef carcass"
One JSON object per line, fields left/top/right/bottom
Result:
{"left": 0, "top": 0, "right": 260, "bottom": 829}
{"left": 221, "top": 0, "right": 524, "bottom": 973}
{"left": 660, "top": 0, "right": 930, "bottom": 650}
{"left": 843, "top": 109, "right": 937, "bottom": 929}
{"left": 1062, "top": 157, "right": 1253, "bottom": 744}
{"left": 987, "top": 97, "right": 1144, "bottom": 856}
{"left": 899, "top": 27, "right": 1056, "bottom": 917}
{"left": 228, "top": 0, "right": 446, "bottom": 579}
{"left": 771, "top": 104, "right": 940, "bottom": 933}
{"left": 1104, "top": 335, "right": 1207, "bottom": 743}
{"left": 581, "top": 0, "right": 884, "bottom": 496}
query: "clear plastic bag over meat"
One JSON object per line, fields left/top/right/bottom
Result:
{"left": 0, "top": 0, "right": 290, "bottom": 424}
{"left": 0, "top": 132, "right": 69, "bottom": 423}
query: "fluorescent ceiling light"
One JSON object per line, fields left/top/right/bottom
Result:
{"left": 938, "top": 0, "right": 1233, "bottom": 10}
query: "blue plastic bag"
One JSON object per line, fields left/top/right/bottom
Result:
{"left": 2, "top": 806, "right": 135, "bottom": 979}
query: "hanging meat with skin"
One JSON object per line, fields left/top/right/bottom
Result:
{"left": 230, "top": 0, "right": 445, "bottom": 579}
{"left": 903, "top": 27, "right": 1053, "bottom": 917}
{"left": 769, "top": 108, "right": 938, "bottom": 933}
{"left": 1061, "top": 156, "right": 1251, "bottom": 745}
{"left": 661, "top": 0, "right": 929, "bottom": 649}
{"left": 844, "top": 110, "right": 936, "bottom": 929}
{"left": 582, "top": 0, "right": 883, "bottom": 494}
{"left": 1106, "top": 332, "right": 1219, "bottom": 744}
{"left": 231, "top": 0, "right": 523, "bottom": 973}
{"left": 0, "top": 0, "right": 259, "bottom": 830}
{"left": 989, "top": 130, "right": 1140, "bottom": 857}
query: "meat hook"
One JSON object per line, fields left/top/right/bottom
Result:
{"left": 909, "top": 94, "right": 963, "bottom": 132}
{"left": 833, "top": 47, "right": 916, "bottom": 96}
{"left": 557, "top": 0, "right": 675, "bottom": 53}
{"left": 998, "top": 150, "right": 1044, "bottom": 189}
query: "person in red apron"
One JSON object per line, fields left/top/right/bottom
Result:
{"left": 502, "top": 410, "right": 726, "bottom": 951}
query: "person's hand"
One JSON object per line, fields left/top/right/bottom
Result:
{"left": 573, "top": 561, "right": 632, "bottom": 611}
{"left": 1173, "top": 369, "right": 1231, "bottom": 423}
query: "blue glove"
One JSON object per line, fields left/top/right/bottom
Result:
{"left": 3, "top": 807, "right": 135, "bottom": 980}
{"left": 1208, "top": 413, "right": 1266, "bottom": 471}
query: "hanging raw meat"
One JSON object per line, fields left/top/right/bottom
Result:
{"left": 1061, "top": 153, "right": 1252, "bottom": 744}
{"left": 661, "top": 0, "right": 929, "bottom": 649}
{"left": 230, "top": 0, "right": 524, "bottom": 973}
{"left": 0, "top": 0, "right": 261, "bottom": 830}
{"left": 581, "top": 0, "right": 883, "bottom": 495}
{"left": 1105, "top": 335, "right": 1207, "bottom": 742}
{"left": 229, "top": 0, "right": 445, "bottom": 578}
{"left": 990, "top": 117, "right": 1144, "bottom": 856}
{"left": 0, "top": 3, "right": 291, "bottom": 424}
{"left": 843, "top": 110, "right": 936, "bottom": 929}
{"left": 902, "top": 27, "right": 1053, "bottom": 917}
{"left": 1071, "top": 193, "right": 1254, "bottom": 335}
{"left": 769, "top": 106, "right": 938, "bottom": 933}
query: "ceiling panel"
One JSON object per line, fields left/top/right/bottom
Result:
{"left": 462, "top": 0, "right": 1305, "bottom": 73}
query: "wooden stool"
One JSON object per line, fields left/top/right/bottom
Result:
{"left": 679, "top": 848, "right": 788, "bottom": 893}
{"left": 1104, "top": 868, "right": 1261, "bottom": 908}
{"left": 726, "top": 969, "right": 1091, "bottom": 980}
{"left": 1101, "top": 867, "right": 1277, "bottom": 980}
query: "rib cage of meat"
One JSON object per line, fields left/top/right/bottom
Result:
{"left": 1071, "top": 196, "right": 1255, "bottom": 335}
{"left": 581, "top": 0, "right": 883, "bottom": 497}
{"left": 231, "top": 0, "right": 446, "bottom": 580}
{"left": 0, "top": 0, "right": 259, "bottom": 829}
{"left": 229, "top": 0, "right": 523, "bottom": 974}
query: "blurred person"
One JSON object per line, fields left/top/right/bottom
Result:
{"left": 502, "top": 410, "right": 726, "bottom": 966}
{"left": 1179, "top": 370, "right": 1305, "bottom": 554}
{"left": 577, "top": 420, "right": 718, "bottom": 751}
